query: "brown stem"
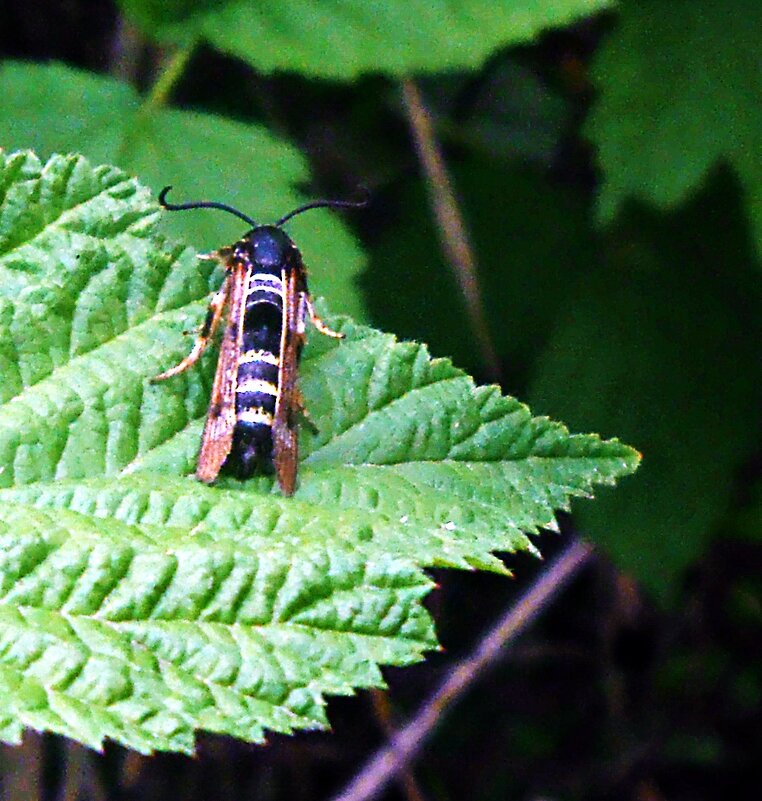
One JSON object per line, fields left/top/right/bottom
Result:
{"left": 401, "top": 79, "right": 502, "bottom": 382}
{"left": 369, "top": 690, "right": 428, "bottom": 801}
{"left": 108, "top": 15, "right": 144, "bottom": 84}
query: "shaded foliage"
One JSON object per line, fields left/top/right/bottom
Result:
{"left": 0, "top": 0, "right": 760, "bottom": 799}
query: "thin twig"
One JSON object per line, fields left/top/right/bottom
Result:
{"left": 0, "top": 731, "right": 43, "bottom": 801}
{"left": 401, "top": 79, "right": 502, "bottom": 382}
{"left": 141, "top": 44, "right": 195, "bottom": 112}
{"left": 115, "top": 43, "right": 195, "bottom": 166}
{"left": 369, "top": 690, "right": 428, "bottom": 801}
{"left": 108, "top": 16, "right": 144, "bottom": 84}
{"left": 329, "top": 539, "right": 595, "bottom": 801}
{"left": 57, "top": 742, "right": 107, "bottom": 801}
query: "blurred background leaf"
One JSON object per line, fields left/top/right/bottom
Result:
{"left": 586, "top": 0, "right": 762, "bottom": 258}
{"left": 363, "top": 154, "right": 595, "bottom": 379}
{"left": 0, "top": 61, "right": 366, "bottom": 320}
{"left": 116, "top": 0, "right": 616, "bottom": 77}
{"left": 529, "top": 168, "right": 762, "bottom": 600}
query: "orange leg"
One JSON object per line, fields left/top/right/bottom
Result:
{"left": 306, "top": 297, "right": 343, "bottom": 339}
{"left": 197, "top": 244, "right": 235, "bottom": 264}
{"left": 151, "top": 278, "right": 229, "bottom": 382}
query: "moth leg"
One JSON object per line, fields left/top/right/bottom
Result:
{"left": 306, "top": 297, "right": 344, "bottom": 339}
{"left": 197, "top": 244, "right": 235, "bottom": 263}
{"left": 282, "top": 383, "right": 317, "bottom": 435}
{"left": 151, "top": 280, "right": 229, "bottom": 382}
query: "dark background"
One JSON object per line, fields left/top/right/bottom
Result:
{"left": 1, "top": 2, "right": 761, "bottom": 800}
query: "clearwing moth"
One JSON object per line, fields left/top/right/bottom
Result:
{"left": 152, "top": 186, "right": 366, "bottom": 495}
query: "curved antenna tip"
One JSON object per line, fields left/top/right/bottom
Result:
{"left": 155, "top": 186, "right": 259, "bottom": 228}
{"left": 275, "top": 187, "right": 371, "bottom": 227}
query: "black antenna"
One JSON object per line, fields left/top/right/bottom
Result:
{"left": 275, "top": 188, "right": 370, "bottom": 227}
{"left": 159, "top": 186, "right": 369, "bottom": 229}
{"left": 158, "top": 186, "right": 258, "bottom": 228}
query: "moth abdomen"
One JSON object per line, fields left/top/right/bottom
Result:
{"left": 228, "top": 288, "right": 283, "bottom": 478}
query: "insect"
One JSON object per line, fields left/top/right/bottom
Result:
{"left": 152, "top": 186, "right": 366, "bottom": 495}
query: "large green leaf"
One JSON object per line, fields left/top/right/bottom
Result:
{"left": 117, "top": 0, "right": 616, "bottom": 78}
{"left": 0, "top": 150, "right": 639, "bottom": 751}
{"left": 529, "top": 171, "right": 762, "bottom": 600}
{"left": 0, "top": 61, "right": 365, "bottom": 320}
{"left": 587, "top": 0, "right": 762, "bottom": 257}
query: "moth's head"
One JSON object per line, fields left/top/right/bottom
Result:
{"left": 245, "top": 226, "right": 293, "bottom": 267}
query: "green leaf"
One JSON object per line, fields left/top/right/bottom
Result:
{"left": 0, "top": 150, "right": 639, "bottom": 751}
{"left": 587, "top": 0, "right": 762, "bottom": 257}
{"left": 0, "top": 60, "right": 365, "bottom": 320}
{"left": 117, "top": 0, "right": 616, "bottom": 78}
{"left": 529, "top": 170, "right": 762, "bottom": 600}
{"left": 440, "top": 60, "right": 571, "bottom": 167}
